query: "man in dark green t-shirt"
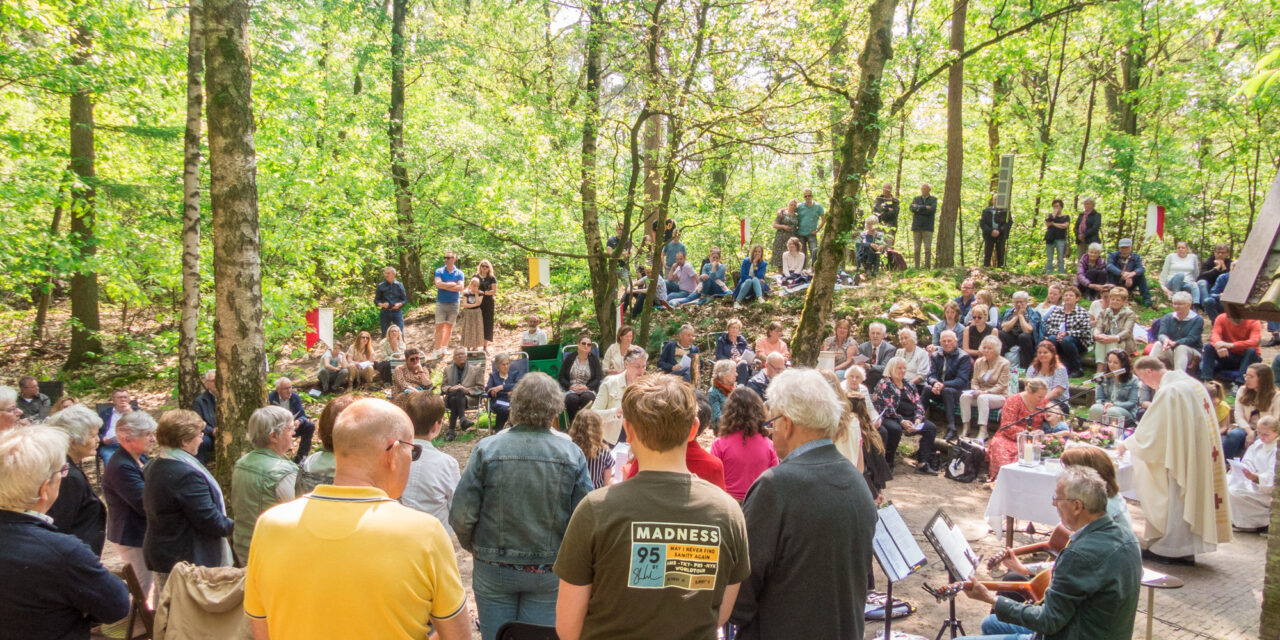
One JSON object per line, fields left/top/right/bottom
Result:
{"left": 554, "top": 374, "right": 749, "bottom": 640}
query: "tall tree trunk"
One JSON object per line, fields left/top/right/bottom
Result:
{"left": 178, "top": 0, "right": 205, "bottom": 409}
{"left": 64, "top": 20, "right": 102, "bottom": 370}
{"left": 390, "top": 0, "right": 425, "bottom": 299}
{"left": 1032, "top": 18, "right": 1070, "bottom": 219}
{"left": 1263, "top": 443, "right": 1280, "bottom": 636}
{"left": 640, "top": 3, "right": 663, "bottom": 234}
{"left": 206, "top": 0, "right": 267, "bottom": 489}
{"left": 1073, "top": 73, "right": 1097, "bottom": 210}
{"left": 793, "top": 0, "right": 899, "bottom": 366}
{"left": 935, "top": 0, "right": 967, "bottom": 268}
{"left": 987, "top": 75, "right": 1008, "bottom": 193}
{"left": 34, "top": 176, "right": 68, "bottom": 342}
{"left": 580, "top": 0, "right": 617, "bottom": 349}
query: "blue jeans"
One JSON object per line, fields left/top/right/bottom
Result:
{"left": 954, "top": 614, "right": 1035, "bottom": 640}
{"left": 1165, "top": 273, "right": 1200, "bottom": 304}
{"left": 1223, "top": 427, "right": 1247, "bottom": 459}
{"left": 1045, "top": 240, "right": 1067, "bottom": 273}
{"left": 472, "top": 561, "right": 559, "bottom": 640}
{"left": 666, "top": 289, "right": 701, "bottom": 306}
{"left": 380, "top": 308, "right": 404, "bottom": 337}
{"left": 736, "top": 277, "right": 763, "bottom": 302}
{"left": 1201, "top": 346, "right": 1260, "bottom": 385}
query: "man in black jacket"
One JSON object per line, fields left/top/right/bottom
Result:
{"left": 910, "top": 183, "right": 937, "bottom": 269}
{"left": 731, "top": 369, "right": 877, "bottom": 640}
{"left": 873, "top": 183, "right": 899, "bottom": 229}
{"left": 1074, "top": 197, "right": 1102, "bottom": 257}
{"left": 980, "top": 195, "right": 1013, "bottom": 268}
{"left": 191, "top": 369, "right": 218, "bottom": 463}
{"left": 924, "top": 330, "right": 973, "bottom": 442}
{"left": 375, "top": 266, "right": 407, "bottom": 338}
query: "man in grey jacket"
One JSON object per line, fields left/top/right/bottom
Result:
{"left": 731, "top": 369, "right": 877, "bottom": 640}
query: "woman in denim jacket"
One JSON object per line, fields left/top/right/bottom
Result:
{"left": 449, "top": 372, "right": 595, "bottom": 640}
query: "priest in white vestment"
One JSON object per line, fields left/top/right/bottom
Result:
{"left": 1120, "top": 356, "right": 1232, "bottom": 564}
{"left": 1229, "top": 416, "right": 1277, "bottom": 531}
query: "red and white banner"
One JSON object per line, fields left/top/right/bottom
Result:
{"left": 1145, "top": 203, "right": 1165, "bottom": 240}
{"left": 305, "top": 307, "right": 334, "bottom": 350}
{"left": 739, "top": 218, "right": 749, "bottom": 248}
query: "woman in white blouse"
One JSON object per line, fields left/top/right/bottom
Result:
{"left": 1160, "top": 240, "right": 1200, "bottom": 305}
{"left": 781, "top": 237, "right": 806, "bottom": 279}
{"left": 591, "top": 347, "right": 648, "bottom": 443}
{"left": 960, "top": 335, "right": 1011, "bottom": 441}
{"left": 895, "top": 328, "right": 931, "bottom": 386}
{"left": 601, "top": 325, "right": 636, "bottom": 376}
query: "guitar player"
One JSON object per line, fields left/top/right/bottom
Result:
{"left": 951, "top": 467, "right": 1142, "bottom": 640}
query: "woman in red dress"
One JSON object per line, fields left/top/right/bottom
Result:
{"left": 987, "top": 378, "right": 1049, "bottom": 481}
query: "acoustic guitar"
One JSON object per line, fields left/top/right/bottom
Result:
{"left": 984, "top": 524, "right": 1071, "bottom": 569}
{"left": 924, "top": 568, "right": 1053, "bottom": 604}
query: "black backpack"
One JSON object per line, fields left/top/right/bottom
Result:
{"left": 944, "top": 438, "right": 986, "bottom": 483}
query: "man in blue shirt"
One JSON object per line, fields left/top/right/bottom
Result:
{"left": 375, "top": 266, "right": 407, "bottom": 337}
{"left": 432, "top": 250, "right": 466, "bottom": 358}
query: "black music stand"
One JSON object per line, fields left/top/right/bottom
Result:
{"left": 922, "top": 509, "right": 980, "bottom": 640}
{"left": 871, "top": 503, "right": 928, "bottom": 640}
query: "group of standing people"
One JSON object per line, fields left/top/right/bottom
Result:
{"left": 374, "top": 253, "right": 499, "bottom": 359}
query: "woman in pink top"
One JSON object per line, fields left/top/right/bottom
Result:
{"left": 710, "top": 388, "right": 780, "bottom": 500}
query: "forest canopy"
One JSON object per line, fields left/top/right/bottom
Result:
{"left": 0, "top": 0, "right": 1276, "bottom": 379}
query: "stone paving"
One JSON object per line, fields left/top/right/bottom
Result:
{"left": 876, "top": 463, "right": 1264, "bottom": 640}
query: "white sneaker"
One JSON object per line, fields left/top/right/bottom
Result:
{"left": 733, "top": 301, "right": 742, "bottom": 309}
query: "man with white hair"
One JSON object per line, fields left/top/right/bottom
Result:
{"left": 0, "top": 426, "right": 130, "bottom": 639}
{"left": 746, "top": 352, "right": 787, "bottom": 400}
{"left": 923, "top": 329, "right": 972, "bottom": 442}
{"left": 857, "top": 322, "right": 896, "bottom": 389}
{"left": 1148, "top": 291, "right": 1203, "bottom": 374}
{"left": 731, "top": 369, "right": 876, "bottom": 639}
{"left": 1107, "top": 238, "right": 1152, "bottom": 307}
{"left": 267, "top": 377, "right": 317, "bottom": 463}
{"left": 957, "top": 466, "right": 1141, "bottom": 640}
{"left": 657, "top": 324, "right": 700, "bottom": 383}
{"left": 245, "top": 399, "right": 470, "bottom": 640}
{"left": 190, "top": 369, "right": 218, "bottom": 463}
{"left": 1119, "top": 356, "right": 1231, "bottom": 565}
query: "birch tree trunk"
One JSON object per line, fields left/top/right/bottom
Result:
{"left": 178, "top": 0, "right": 205, "bottom": 408}
{"left": 206, "top": 0, "right": 267, "bottom": 488}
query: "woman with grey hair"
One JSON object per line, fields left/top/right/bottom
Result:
{"left": 44, "top": 404, "right": 107, "bottom": 555}
{"left": 103, "top": 410, "right": 158, "bottom": 600}
{"left": 0, "top": 386, "right": 23, "bottom": 431}
{"left": 450, "top": 372, "right": 594, "bottom": 640}
{"left": 485, "top": 352, "right": 523, "bottom": 432}
{"left": 230, "top": 405, "right": 298, "bottom": 565}
{"left": 872, "top": 356, "right": 939, "bottom": 474}
{"left": 591, "top": 346, "right": 649, "bottom": 442}
{"left": 0, "top": 427, "right": 130, "bottom": 638}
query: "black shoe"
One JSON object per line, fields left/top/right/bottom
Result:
{"left": 1267, "top": 337, "right": 1280, "bottom": 347}
{"left": 915, "top": 462, "right": 937, "bottom": 475}
{"left": 445, "top": 428, "right": 458, "bottom": 442}
{"left": 1142, "top": 549, "right": 1195, "bottom": 566}
{"left": 945, "top": 428, "right": 958, "bottom": 443}
{"left": 461, "top": 418, "right": 475, "bottom": 431}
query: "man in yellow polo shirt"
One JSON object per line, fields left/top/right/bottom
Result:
{"left": 244, "top": 398, "right": 470, "bottom": 640}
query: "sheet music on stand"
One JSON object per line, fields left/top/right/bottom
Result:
{"left": 923, "top": 509, "right": 981, "bottom": 581}
{"left": 873, "top": 504, "right": 928, "bottom": 583}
